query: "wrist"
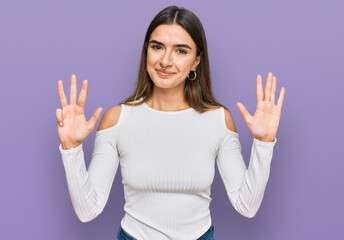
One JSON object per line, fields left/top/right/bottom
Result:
{"left": 61, "top": 141, "right": 82, "bottom": 150}
{"left": 256, "top": 137, "right": 275, "bottom": 142}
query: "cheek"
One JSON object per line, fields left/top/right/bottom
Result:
{"left": 147, "top": 51, "right": 159, "bottom": 68}
{"left": 174, "top": 56, "right": 195, "bottom": 72}
{"left": 146, "top": 52, "right": 158, "bottom": 79}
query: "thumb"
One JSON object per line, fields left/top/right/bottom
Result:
{"left": 87, "top": 107, "right": 103, "bottom": 130}
{"left": 236, "top": 102, "right": 252, "bottom": 125}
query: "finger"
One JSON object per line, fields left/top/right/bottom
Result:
{"left": 57, "top": 80, "right": 68, "bottom": 108}
{"left": 264, "top": 72, "right": 273, "bottom": 102}
{"left": 78, "top": 79, "right": 88, "bottom": 108}
{"left": 256, "top": 74, "right": 263, "bottom": 103}
{"left": 70, "top": 74, "right": 77, "bottom": 105}
{"left": 87, "top": 107, "right": 103, "bottom": 130}
{"left": 271, "top": 76, "right": 277, "bottom": 104}
{"left": 236, "top": 102, "right": 253, "bottom": 125}
{"left": 277, "top": 87, "right": 285, "bottom": 110}
{"left": 56, "top": 108, "right": 64, "bottom": 127}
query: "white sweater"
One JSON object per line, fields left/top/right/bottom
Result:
{"left": 59, "top": 100, "right": 277, "bottom": 240}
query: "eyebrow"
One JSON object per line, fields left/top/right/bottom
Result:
{"left": 149, "top": 40, "right": 192, "bottom": 50}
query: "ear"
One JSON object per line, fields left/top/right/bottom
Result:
{"left": 145, "top": 42, "right": 148, "bottom": 50}
{"left": 192, "top": 54, "right": 201, "bottom": 70}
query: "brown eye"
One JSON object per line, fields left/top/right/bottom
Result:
{"left": 177, "top": 49, "right": 187, "bottom": 54}
{"left": 151, "top": 45, "right": 162, "bottom": 50}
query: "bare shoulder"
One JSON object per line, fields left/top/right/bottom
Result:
{"left": 97, "top": 105, "right": 122, "bottom": 131}
{"left": 223, "top": 107, "right": 237, "bottom": 133}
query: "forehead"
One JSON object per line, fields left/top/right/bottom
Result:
{"left": 149, "top": 24, "right": 196, "bottom": 46}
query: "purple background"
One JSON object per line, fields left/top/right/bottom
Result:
{"left": 0, "top": 0, "right": 343, "bottom": 239}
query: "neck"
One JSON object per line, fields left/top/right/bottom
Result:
{"left": 146, "top": 87, "right": 190, "bottom": 111}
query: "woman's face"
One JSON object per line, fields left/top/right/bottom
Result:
{"left": 146, "top": 23, "right": 200, "bottom": 89}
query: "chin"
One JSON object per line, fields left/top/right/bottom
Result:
{"left": 153, "top": 79, "right": 175, "bottom": 89}
{"left": 155, "top": 79, "right": 184, "bottom": 90}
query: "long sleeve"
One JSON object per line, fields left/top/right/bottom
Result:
{"left": 59, "top": 127, "right": 120, "bottom": 222}
{"left": 216, "top": 129, "right": 277, "bottom": 218}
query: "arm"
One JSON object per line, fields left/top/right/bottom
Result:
{"left": 217, "top": 72, "right": 284, "bottom": 217}
{"left": 59, "top": 106, "right": 121, "bottom": 222}
{"left": 216, "top": 108, "right": 276, "bottom": 218}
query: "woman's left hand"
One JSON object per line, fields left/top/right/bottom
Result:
{"left": 236, "top": 72, "right": 285, "bottom": 142}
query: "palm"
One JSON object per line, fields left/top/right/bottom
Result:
{"left": 56, "top": 74, "right": 102, "bottom": 148}
{"left": 237, "top": 72, "right": 285, "bottom": 142}
{"left": 57, "top": 104, "right": 89, "bottom": 143}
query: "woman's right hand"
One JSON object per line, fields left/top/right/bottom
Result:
{"left": 56, "top": 74, "right": 103, "bottom": 150}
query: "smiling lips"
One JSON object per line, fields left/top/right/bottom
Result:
{"left": 156, "top": 69, "right": 175, "bottom": 77}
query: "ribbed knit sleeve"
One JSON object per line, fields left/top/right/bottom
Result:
{"left": 216, "top": 129, "right": 277, "bottom": 218}
{"left": 59, "top": 126, "right": 120, "bottom": 222}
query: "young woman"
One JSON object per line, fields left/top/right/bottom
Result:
{"left": 56, "top": 5, "right": 285, "bottom": 240}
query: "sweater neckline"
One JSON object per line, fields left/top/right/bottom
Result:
{"left": 143, "top": 102, "right": 194, "bottom": 115}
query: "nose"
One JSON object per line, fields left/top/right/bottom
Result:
{"left": 160, "top": 50, "right": 173, "bottom": 68}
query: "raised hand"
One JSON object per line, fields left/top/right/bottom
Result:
{"left": 56, "top": 74, "right": 103, "bottom": 149}
{"left": 236, "top": 72, "right": 285, "bottom": 142}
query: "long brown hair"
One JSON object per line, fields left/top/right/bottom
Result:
{"left": 120, "top": 5, "right": 226, "bottom": 113}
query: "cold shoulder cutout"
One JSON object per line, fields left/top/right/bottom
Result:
{"left": 97, "top": 105, "right": 122, "bottom": 132}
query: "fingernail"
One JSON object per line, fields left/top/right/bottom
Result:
{"left": 59, "top": 122, "right": 64, "bottom": 127}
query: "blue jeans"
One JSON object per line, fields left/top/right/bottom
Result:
{"left": 117, "top": 225, "right": 214, "bottom": 240}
